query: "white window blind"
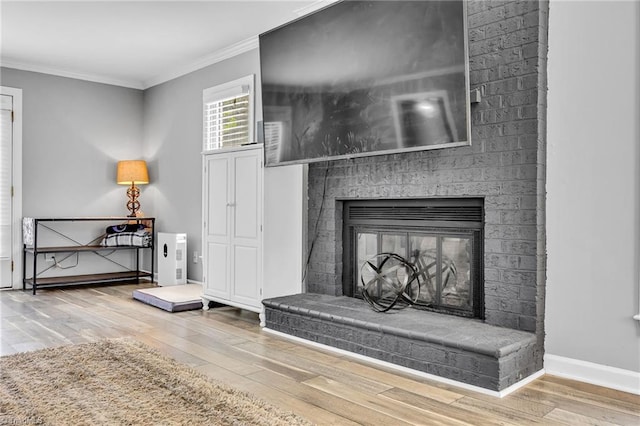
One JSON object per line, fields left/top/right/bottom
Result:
{"left": 0, "top": 95, "right": 12, "bottom": 259}
{"left": 203, "top": 75, "right": 254, "bottom": 151}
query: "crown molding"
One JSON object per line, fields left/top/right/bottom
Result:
{"left": 294, "top": 0, "right": 339, "bottom": 17}
{"left": 0, "top": 36, "right": 259, "bottom": 91}
{"left": 0, "top": 58, "right": 144, "bottom": 90}
{"left": 143, "top": 36, "right": 259, "bottom": 89}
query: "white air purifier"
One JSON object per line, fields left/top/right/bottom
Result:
{"left": 157, "top": 233, "right": 187, "bottom": 286}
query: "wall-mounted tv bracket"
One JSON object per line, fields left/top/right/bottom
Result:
{"left": 470, "top": 88, "right": 482, "bottom": 104}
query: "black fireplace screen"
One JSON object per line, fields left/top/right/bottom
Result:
{"left": 343, "top": 198, "right": 484, "bottom": 318}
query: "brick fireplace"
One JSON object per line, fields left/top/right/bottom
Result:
{"left": 304, "top": 0, "right": 547, "bottom": 335}
{"left": 263, "top": 1, "right": 548, "bottom": 392}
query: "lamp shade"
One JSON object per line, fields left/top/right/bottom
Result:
{"left": 116, "top": 160, "right": 149, "bottom": 185}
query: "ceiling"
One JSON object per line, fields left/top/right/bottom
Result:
{"left": 0, "top": 1, "right": 328, "bottom": 90}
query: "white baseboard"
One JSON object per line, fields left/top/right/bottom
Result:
{"left": 545, "top": 354, "right": 640, "bottom": 395}
{"left": 262, "top": 327, "right": 544, "bottom": 398}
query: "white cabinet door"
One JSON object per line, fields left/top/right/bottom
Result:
{"left": 204, "top": 154, "right": 230, "bottom": 299}
{"left": 230, "top": 150, "right": 262, "bottom": 307}
{"left": 202, "top": 146, "right": 262, "bottom": 312}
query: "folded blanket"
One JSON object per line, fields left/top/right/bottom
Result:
{"left": 100, "top": 230, "right": 152, "bottom": 247}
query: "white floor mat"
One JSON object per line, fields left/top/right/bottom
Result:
{"left": 133, "top": 284, "right": 203, "bottom": 312}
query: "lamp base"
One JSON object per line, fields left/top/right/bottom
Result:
{"left": 126, "top": 184, "right": 141, "bottom": 217}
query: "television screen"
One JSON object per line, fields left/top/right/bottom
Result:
{"left": 259, "top": 0, "right": 470, "bottom": 167}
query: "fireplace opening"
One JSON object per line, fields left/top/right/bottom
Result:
{"left": 342, "top": 198, "right": 484, "bottom": 318}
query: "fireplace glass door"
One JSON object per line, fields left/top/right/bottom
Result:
{"left": 355, "top": 229, "right": 476, "bottom": 316}
{"left": 343, "top": 198, "right": 484, "bottom": 318}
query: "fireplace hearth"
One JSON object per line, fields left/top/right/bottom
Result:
{"left": 262, "top": 293, "right": 539, "bottom": 392}
{"left": 342, "top": 198, "right": 484, "bottom": 318}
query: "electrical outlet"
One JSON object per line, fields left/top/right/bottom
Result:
{"left": 193, "top": 251, "right": 198, "bottom": 264}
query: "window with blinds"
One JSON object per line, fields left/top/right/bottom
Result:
{"left": 203, "top": 75, "right": 254, "bottom": 151}
{"left": 0, "top": 95, "right": 12, "bottom": 259}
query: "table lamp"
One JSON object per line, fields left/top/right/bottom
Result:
{"left": 116, "top": 160, "right": 149, "bottom": 217}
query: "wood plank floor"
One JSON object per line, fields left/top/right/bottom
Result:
{"left": 1, "top": 283, "right": 638, "bottom": 425}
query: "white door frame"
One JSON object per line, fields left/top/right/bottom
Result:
{"left": 1, "top": 86, "right": 23, "bottom": 289}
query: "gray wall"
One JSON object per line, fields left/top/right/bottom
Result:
{"left": 3, "top": 50, "right": 302, "bottom": 286}
{"left": 0, "top": 68, "right": 144, "bottom": 218}
{"left": 142, "top": 51, "right": 261, "bottom": 282}
{"left": 546, "top": 0, "right": 640, "bottom": 374}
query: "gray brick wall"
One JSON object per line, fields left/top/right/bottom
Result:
{"left": 306, "top": 0, "right": 548, "bottom": 343}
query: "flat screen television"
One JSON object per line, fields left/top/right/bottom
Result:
{"left": 259, "top": 0, "right": 470, "bottom": 167}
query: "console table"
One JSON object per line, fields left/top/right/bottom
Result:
{"left": 22, "top": 217, "right": 155, "bottom": 295}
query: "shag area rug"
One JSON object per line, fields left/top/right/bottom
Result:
{"left": 0, "top": 338, "right": 312, "bottom": 425}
